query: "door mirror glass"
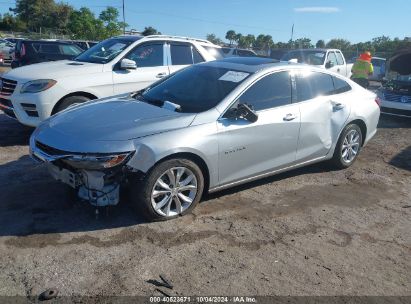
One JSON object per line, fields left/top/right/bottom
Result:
{"left": 120, "top": 58, "right": 137, "bottom": 70}
{"left": 325, "top": 60, "right": 334, "bottom": 69}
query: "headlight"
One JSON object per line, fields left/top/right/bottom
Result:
{"left": 62, "top": 152, "right": 132, "bottom": 170}
{"left": 21, "top": 79, "right": 57, "bottom": 93}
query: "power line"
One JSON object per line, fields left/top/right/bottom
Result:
{"left": 127, "top": 9, "right": 288, "bottom": 33}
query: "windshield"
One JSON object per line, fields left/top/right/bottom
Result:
{"left": 282, "top": 50, "right": 326, "bottom": 65}
{"left": 141, "top": 65, "right": 251, "bottom": 113}
{"left": 74, "top": 37, "right": 137, "bottom": 63}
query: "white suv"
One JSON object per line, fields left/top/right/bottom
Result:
{"left": 0, "top": 35, "right": 224, "bottom": 127}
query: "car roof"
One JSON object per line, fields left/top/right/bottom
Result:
{"left": 203, "top": 57, "right": 287, "bottom": 73}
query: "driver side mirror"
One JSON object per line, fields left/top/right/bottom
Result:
{"left": 325, "top": 60, "right": 334, "bottom": 69}
{"left": 224, "top": 103, "right": 258, "bottom": 123}
{"left": 120, "top": 58, "right": 137, "bottom": 70}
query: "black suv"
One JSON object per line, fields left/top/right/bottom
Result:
{"left": 11, "top": 40, "right": 84, "bottom": 69}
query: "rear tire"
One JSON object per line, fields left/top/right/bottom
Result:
{"left": 131, "top": 158, "right": 204, "bottom": 221}
{"left": 331, "top": 123, "right": 363, "bottom": 169}
{"left": 54, "top": 95, "right": 91, "bottom": 114}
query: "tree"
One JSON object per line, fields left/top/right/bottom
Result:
{"left": 326, "top": 39, "right": 351, "bottom": 52}
{"left": 0, "top": 13, "right": 26, "bottom": 31}
{"left": 67, "top": 7, "right": 105, "bottom": 40}
{"left": 206, "top": 33, "right": 223, "bottom": 45}
{"left": 11, "top": 0, "right": 58, "bottom": 31}
{"left": 142, "top": 26, "right": 161, "bottom": 36}
{"left": 316, "top": 39, "right": 325, "bottom": 48}
{"left": 294, "top": 38, "right": 313, "bottom": 49}
{"left": 225, "top": 30, "right": 236, "bottom": 46}
{"left": 99, "top": 6, "right": 127, "bottom": 38}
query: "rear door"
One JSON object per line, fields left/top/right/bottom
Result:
{"left": 292, "top": 71, "right": 351, "bottom": 162}
{"left": 217, "top": 71, "right": 300, "bottom": 185}
{"left": 167, "top": 42, "right": 204, "bottom": 75}
{"left": 112, "top": 42, "right": 169, "bottom": 94}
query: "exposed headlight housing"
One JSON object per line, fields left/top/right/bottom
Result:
{"left": 21, "top": 79, "right": 57, "bottom": 93}
{"left": 62, "top": 152, "right": 132, "bottom": 170}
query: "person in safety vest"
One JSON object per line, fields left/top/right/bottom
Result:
{"left": 351, "top": 51, "right": 374, "bottom": 88}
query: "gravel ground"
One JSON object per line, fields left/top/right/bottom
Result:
{"left": 0, "top": 111, "right": 410, "bottom": 298}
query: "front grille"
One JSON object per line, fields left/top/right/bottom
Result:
{"left": 0, "top": 97, "right": 13, "bottom": 109}
{"left": 36, "top": 141, "right": 68, "bottom": 156}
{"left": 0, "top": 77, "right": 17, "bottom": 96}
{"left": 383, "top": 91, "right": 411, "bottom": 103}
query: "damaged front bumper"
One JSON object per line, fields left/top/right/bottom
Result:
{"left": 30, "top": 138, "right": 132, "bottom": 207}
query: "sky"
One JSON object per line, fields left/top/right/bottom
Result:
{"left": 0, "top": 0, "right": 409, "bottom": 43}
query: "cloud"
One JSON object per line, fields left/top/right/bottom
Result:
{"left": 294, "top": 6, "right": 340, "bottom": 13}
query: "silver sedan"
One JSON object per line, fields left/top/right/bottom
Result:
{"left": 30, "top": 57, "right": 380, "bottom": 221}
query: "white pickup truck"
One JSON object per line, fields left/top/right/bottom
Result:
{"left": 282, "top": 48, "right": 353, "bottom": 78}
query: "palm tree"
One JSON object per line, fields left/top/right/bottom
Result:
{"left": 225, "top": 30, "right": 236, "bottom": 46}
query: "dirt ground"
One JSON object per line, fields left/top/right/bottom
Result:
{"left": 0, "top": 111, "right": 410, "bottom": 298}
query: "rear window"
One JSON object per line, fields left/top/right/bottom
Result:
{"left": 332, "top": 76, "right": 351, "bottom": 94}
{"left": 202, "top": 46, "right": 225, "bottom": 60}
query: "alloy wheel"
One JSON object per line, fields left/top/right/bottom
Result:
{"left": 151, "top": 167, "right": 198, "bottom": 217}
{"left": 341, "top": 129, "right": 361, "bottom": 164}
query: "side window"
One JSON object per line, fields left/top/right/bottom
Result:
{"left": 332, "top": 76, "right": 351, "bottom": 94}
{"left": 295, "top": 72, "right": 335, "bottom": 102}
{"left": 238, "top": 72, "right": 292, "bottom": 111}
{"left": 60, "top": 45, "right": 82, "bottom": 56}
{"left": 192, "top": 47, "right": 204, "bottom": 63}
{"left": 335, "top": 52, "right": 344, "bottom": 65}
{"left": 170, "top": 43, "right": 193, "bottom": 65}
{"left": 39, "top": 44, "right": 60, "bottom": 54}
{"left": 126, "top": 44, "right": 164, "bottom": 68}
{"left": 327, "top": 52, "right": 338, "bottom": 66}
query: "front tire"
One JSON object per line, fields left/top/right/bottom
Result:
{"left": 131, "top": 158, "right": 204, "bottom": 221}
{"left": 331, "top": 123, "right": 363, "bottom": 169}
{"left": 54, "top": 95, "right": 91, "bottom": 114}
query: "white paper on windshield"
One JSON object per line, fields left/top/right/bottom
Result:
{"left": 314, "top": 53, "right": 325, "bottom": 58}
{"left": 219, "top": 71, "right": 249, "bottom": 83}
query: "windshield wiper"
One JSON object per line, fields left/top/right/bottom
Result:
{"left": 130, "top": 91, "right": 163, "bottom": 107}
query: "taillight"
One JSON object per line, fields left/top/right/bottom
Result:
{"left": 375, "top": 97, "right": 381, "bottom": 107}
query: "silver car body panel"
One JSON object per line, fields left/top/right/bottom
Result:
{"left": 30, "top": 60, "right": 380, "bottom": 195}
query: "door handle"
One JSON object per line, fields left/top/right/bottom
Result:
{"left": 283, "top": 113, "right": 297, "bottom": 121}
{"left": 331, "top": 101, "right": 345, "bottom": 110}
{"left": 156, "top": 72, "right": 167, "bottom": 78}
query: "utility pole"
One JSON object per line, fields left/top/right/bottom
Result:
{"left": 122, "top": 0, "right": 126, "bottom": 34}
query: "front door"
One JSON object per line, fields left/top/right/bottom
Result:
{"left": 217, "top": 71, "right": 300, "bottom": 186}
{"left": 112, "top": 42, "right": 169, "bottom": 94}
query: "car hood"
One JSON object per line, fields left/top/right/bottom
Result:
{"left": 36, "top": 96, "right": 196, "bottom": 144}
{"left": 384, "top": 49, "right": 411, "bottom": 92}
{"left": 3, "top": 60, "right": 104, "bottom": 82}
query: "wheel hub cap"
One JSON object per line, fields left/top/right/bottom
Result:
{"left": 151, "top": 167, "right": 198, "bottom": 217}
{"left": 341, "top": 129, "right": 360, "bottom": 164}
